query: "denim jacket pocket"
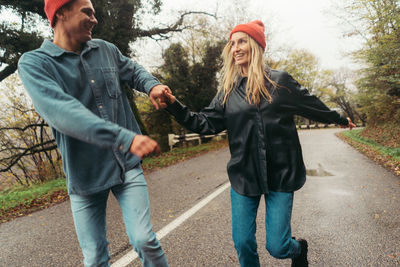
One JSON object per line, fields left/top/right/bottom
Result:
{"left": 101, "top": 67, "right": 121, "bottom": 99}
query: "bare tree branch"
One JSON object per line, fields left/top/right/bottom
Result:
{"left": 136, "top": 11, "right": 216, "bottom": 39}
{"left": 0, "top": 122, "right": 49, "bottom": 132}
{"left": 0, "top": 140, "right": 57, "bottom": 173}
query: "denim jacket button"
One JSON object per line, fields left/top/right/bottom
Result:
{"left": 99, "top": 105, "right": 103, "bottom": 109}
{"left": 119, "top": 145, "right": 123, "bottom": 151}
{"left": 91, "top": 79, "right": 95, "bottom": 84}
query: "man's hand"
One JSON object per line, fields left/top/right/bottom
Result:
{"left": 130, "top": 135, "right": 160, "bottom": 159}
{"left": 149, "top": 84, "right": 172, "bottom": 110}
{"left": 347, "top": 117, "right": 356, "bottom": 130}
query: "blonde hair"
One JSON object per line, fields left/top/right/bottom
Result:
{"left": 220, "top": 33, "right": 276, "bottom": 105}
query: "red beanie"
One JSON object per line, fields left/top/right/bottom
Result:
{"left": 44, "top": 0, "right": 74, "bottom": 27}
{"left": 229, "top": 20, "right": 266, "bottom": 50}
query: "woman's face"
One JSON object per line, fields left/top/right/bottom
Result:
{"left": 230, "top": 32, "right": 250, "bottom": 68}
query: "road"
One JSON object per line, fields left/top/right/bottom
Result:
{"left": 1, "top": 128, "right": 399, "bottom": 266}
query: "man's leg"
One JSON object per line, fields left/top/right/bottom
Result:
{"left": 230, "top": 187, "right": 261, "bottom": 267}
{"left": 70, "top": 190, "right": 110, "bottom": 267}
{"left": 264, "top": 191, "right": 301, "bottom": 259}
{"left": 112, "top": 168, "right": 168, "bottom": 267}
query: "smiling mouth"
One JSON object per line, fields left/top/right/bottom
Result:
{"left": 85, "top": 24, "right": 95, "bottom": 35}
{"left": 235, "top": 54, "right": 245, "bottom": 60}
{"left": 85, "top": 28, "right": 94, "bottom": 37}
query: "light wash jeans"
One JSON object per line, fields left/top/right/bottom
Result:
{"left": 230, "top": 188, "right": 301, "bottom": 267}
{"left": 69, "top": 168, "right": 169, "bottom": 267}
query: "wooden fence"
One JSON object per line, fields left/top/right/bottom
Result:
{"left": 168, "top": 123, "right": 347, "bottom": 150}
{"left": 168, "top": 131, "right": 227, "bottom": 150}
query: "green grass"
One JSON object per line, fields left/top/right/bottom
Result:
{"left": 341, "top": 129, "right": 400, "bottom": 161}
{"left": 0, "top": 178, "right": 67, "bottom": 214}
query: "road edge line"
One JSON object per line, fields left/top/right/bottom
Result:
{"left": 111, "top": 182, "right": 231, "bottom": 267}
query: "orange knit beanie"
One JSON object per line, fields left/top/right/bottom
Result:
{"left": 229, "top": 20, "right": 266, "bottom": 50}
{"left": 44, "top": 0, "right": 74, "bottom": 27}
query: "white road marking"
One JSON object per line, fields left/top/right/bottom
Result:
{"left": 111, "top": 182, "right": 231, "bottom": 267}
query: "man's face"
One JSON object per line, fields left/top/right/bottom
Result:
{"left": 61, "top": 0, "right": 98, "bottom": 44}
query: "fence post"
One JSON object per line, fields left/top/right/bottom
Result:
{"left": 168, "top": 134, "right": 175, "bottom": 151}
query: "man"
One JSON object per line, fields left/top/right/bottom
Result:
{"left": 18, "top": 0, "right": 170, "bottom": 266}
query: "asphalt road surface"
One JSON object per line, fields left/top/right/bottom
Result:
{"left": 1, "top": 128, "right": 399, "bottom": 266}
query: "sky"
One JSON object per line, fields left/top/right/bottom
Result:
{"left": 134, "top": 0, "right": 363, "bottom": 70}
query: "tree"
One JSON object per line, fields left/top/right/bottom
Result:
{"left": 158, "top": 14, "right": 227, "bottom": 112}
{"left": 156, "top": 41, "right": 224, "bottom": 112}
{"left": 323, "top": 68, "right": 366, "bottom": 124}
{"left": 190, "top": 41, "right": 225, "bottom": 111}
{"left": 277, "top": 49, "right": 321, "bottom": 96}
{"left": 0, "top": 1, "right": 46, "bottom": 82}
{"left": 339, "top": 0, "right": 400, "bottom": 124}
{"left": 0, "top": 74, "right": 63, "bottom": 185}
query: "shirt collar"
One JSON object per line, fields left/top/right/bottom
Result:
{"left": 237, "top": 75, "right": 247, "bottom": 87}
{"left": 39, "top": 39, "right": 99, "bottom": 57}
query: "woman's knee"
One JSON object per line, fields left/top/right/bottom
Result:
{"left": 233, "top": 233, "right": 257, "bottom": 253}
{"left": 266, "top": 240, "right": 291, "bottom": 259}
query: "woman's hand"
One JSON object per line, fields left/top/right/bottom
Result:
{"left": 164, "top": 91, "right": 176, "bottom": 105}
{"left": 341, "top": 117, "right": 356, "bottom": 130}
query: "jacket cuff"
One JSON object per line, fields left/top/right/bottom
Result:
{"left": 338, "top": 116, "right": 349, "bottom": 126}
{"left": 165, "top": 100, "right": 185, "bottom": 116}
{"left": 145, "top": 81, "right": 161, "bottom": 95}
{"left": 115, "top": 127, "right": 136, "bottom": 154}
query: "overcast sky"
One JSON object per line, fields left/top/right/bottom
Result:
{"left": 135, "top": 0, "right": 363, "bottom": 70}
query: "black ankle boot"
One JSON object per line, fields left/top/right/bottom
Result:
{"left": 291, "top": 238, "right": 308, "bottom": 267}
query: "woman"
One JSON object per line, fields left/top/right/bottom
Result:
{"left": 163, "top": 20, "right": 355, "bottom": 267}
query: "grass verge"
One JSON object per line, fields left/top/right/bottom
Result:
{"left": 337, "top": 129, "right": 400, "bottom": 178}
{"left": 0, "top": 178, "right": 68, "bottom": 223}
{"left": 0, "top": 138, "right": 228, "bottom": 223}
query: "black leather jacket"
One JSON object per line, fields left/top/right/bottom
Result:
{"left": 166, "top": 70, "right": 349, "bottom": 196}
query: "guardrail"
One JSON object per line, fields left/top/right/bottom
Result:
{"left": 168, "top": 124, "right": 342, "bottom": 150}
{"left": 296, "top": 123, "right": 337, "bottom": 129}
{"left": 168, "top": 131, "right": 227, "bottom": 151}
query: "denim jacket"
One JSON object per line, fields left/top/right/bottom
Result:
{"left": 18, "top": 39, "right": 160, "bottom": 195}
{"left": 166, "top": 70, "right": 349, "bottom": 196}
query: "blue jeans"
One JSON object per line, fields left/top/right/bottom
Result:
{"left": 230, "top": 188, "right": 301, "bottom": 267}
{"left": 69, "top": 168, "right": 169, "bottom": 267}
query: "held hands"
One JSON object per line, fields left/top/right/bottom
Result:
{"left": 129, "top": 134, "right": 160, "bottom": 159}
{"left": 164, "top": 90, "right": 176, "bottom": 105}
{"left": 133, "top": 85, "right": 176, "bottom": 159}
{"left": 149, "top": 84, "right": 176, "bottom": 109}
